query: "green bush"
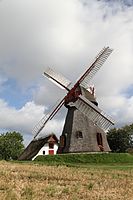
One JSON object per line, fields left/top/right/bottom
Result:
{"left": 0, "top": 132, "right": 24, "bottom": 160}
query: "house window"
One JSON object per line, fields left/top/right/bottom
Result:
{"left": 43, "top": 151, "right": 45, "bottom": 155}
{"left": 76, "top": 131, "right": 83, "bottom": 139}
{"left": 49, "top": 143, "right": 54, "bottom": 149}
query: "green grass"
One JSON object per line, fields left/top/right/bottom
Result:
{"left": 34, "top": 153, "right": 133, "bottom": 169}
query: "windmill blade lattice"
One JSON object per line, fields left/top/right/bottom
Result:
{"left": 33, "top": 46, "right": 114, "bottom": 140}
{"left": 32, "top": 98, "right": 65, "bottom": 139}
{"left": 74, "top": 95, "right": 114, "bottom": 131}
{"left": 79, "top": 47, "right": 113, "bottom": 89}
{"left": 44, "top": 67, "right": 71, "bottom": 90}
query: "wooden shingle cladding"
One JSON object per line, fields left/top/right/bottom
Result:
{"left": 18, "top": 134, "right": 58, "bottom": 161}
{"left": 80, "top": 86, "right": 98, "bottom": 106}
{"left": 58, "top": 107, "right": 111, "bottom": 153}
{"left": 57, "top": 86, "right": 111, "bottom": 153}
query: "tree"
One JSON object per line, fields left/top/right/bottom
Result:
{"left": 0, "top": 131, "right": 24, "bottom": 160}
{"left": 107, "top": 124, "right": 133, "bottom": 153}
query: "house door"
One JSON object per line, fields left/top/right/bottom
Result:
{"left": 49, "top": 150, "right": 54, "bottom": 155}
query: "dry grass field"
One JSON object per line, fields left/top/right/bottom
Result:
{"left": 0, "top": 160, "right": 133, "bottom": 200}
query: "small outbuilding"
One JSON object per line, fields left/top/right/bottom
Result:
{"left": 18, "top": 134, "right": 58, "bottom": 161}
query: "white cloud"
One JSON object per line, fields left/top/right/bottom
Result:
{"left": 0, "top": 98, "right": 65, "bottom": 144}
{"left": 0, "top": 0, "right": 133, "bottom": 144}
{"left": 0, "top": 99, "right": 44, "bottom": 133}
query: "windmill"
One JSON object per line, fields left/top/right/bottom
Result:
{"left": 33, "top": 47, "right": 115, "bottom": 153}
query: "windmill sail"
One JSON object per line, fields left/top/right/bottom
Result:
{"left": 44, "top": 67, "right": 71, "bottom": 90}
{"left": 34, "top": 47, "right": 114, "bottom": 138}
{"left": 79, "top": 47, "right": 113, "bottom": 89}
{"left": 32, "top": 98, "right": 65, "bottom": 139}
{"left": 74, "top": 95, "right": 114, "bottom": 131}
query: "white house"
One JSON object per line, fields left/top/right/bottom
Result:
{"left": 18, "top": 134, "right": 59, "bottom": 161}
{"left": 32, "top": 135, "right": 58, "bottom": 160}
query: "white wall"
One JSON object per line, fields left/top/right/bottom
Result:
{"left": 32, "top": 143, "right": 58, "bottom": 160}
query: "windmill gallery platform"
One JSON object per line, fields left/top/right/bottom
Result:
{"left": 19, "top": 47, "right": 115, "bottom": 160}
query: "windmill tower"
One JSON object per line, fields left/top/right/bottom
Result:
{"left": 32, "top": 47, "right": 115, "bottom": 153}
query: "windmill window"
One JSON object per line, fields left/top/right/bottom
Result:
{"left": 49, "top": 143, "right": 54, "bottom": 149}
{"left": 76, "top": 131, "right": 83, "bottom": 139}
{"left": 43, "top": 151, "right": 45, "bottom": 155}
{"left": 60, "top": 135, "right": 66, "bottom": 147}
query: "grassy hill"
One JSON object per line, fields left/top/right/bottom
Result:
{"left": 34, "top": 153, "right": 133, "bottom": 167}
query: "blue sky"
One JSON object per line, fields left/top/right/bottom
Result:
{"left": 0, "top": 78, "right": 32, "bottom": 108}
{"left": 0, "top": 0, "right": 133, "bottom": 146}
